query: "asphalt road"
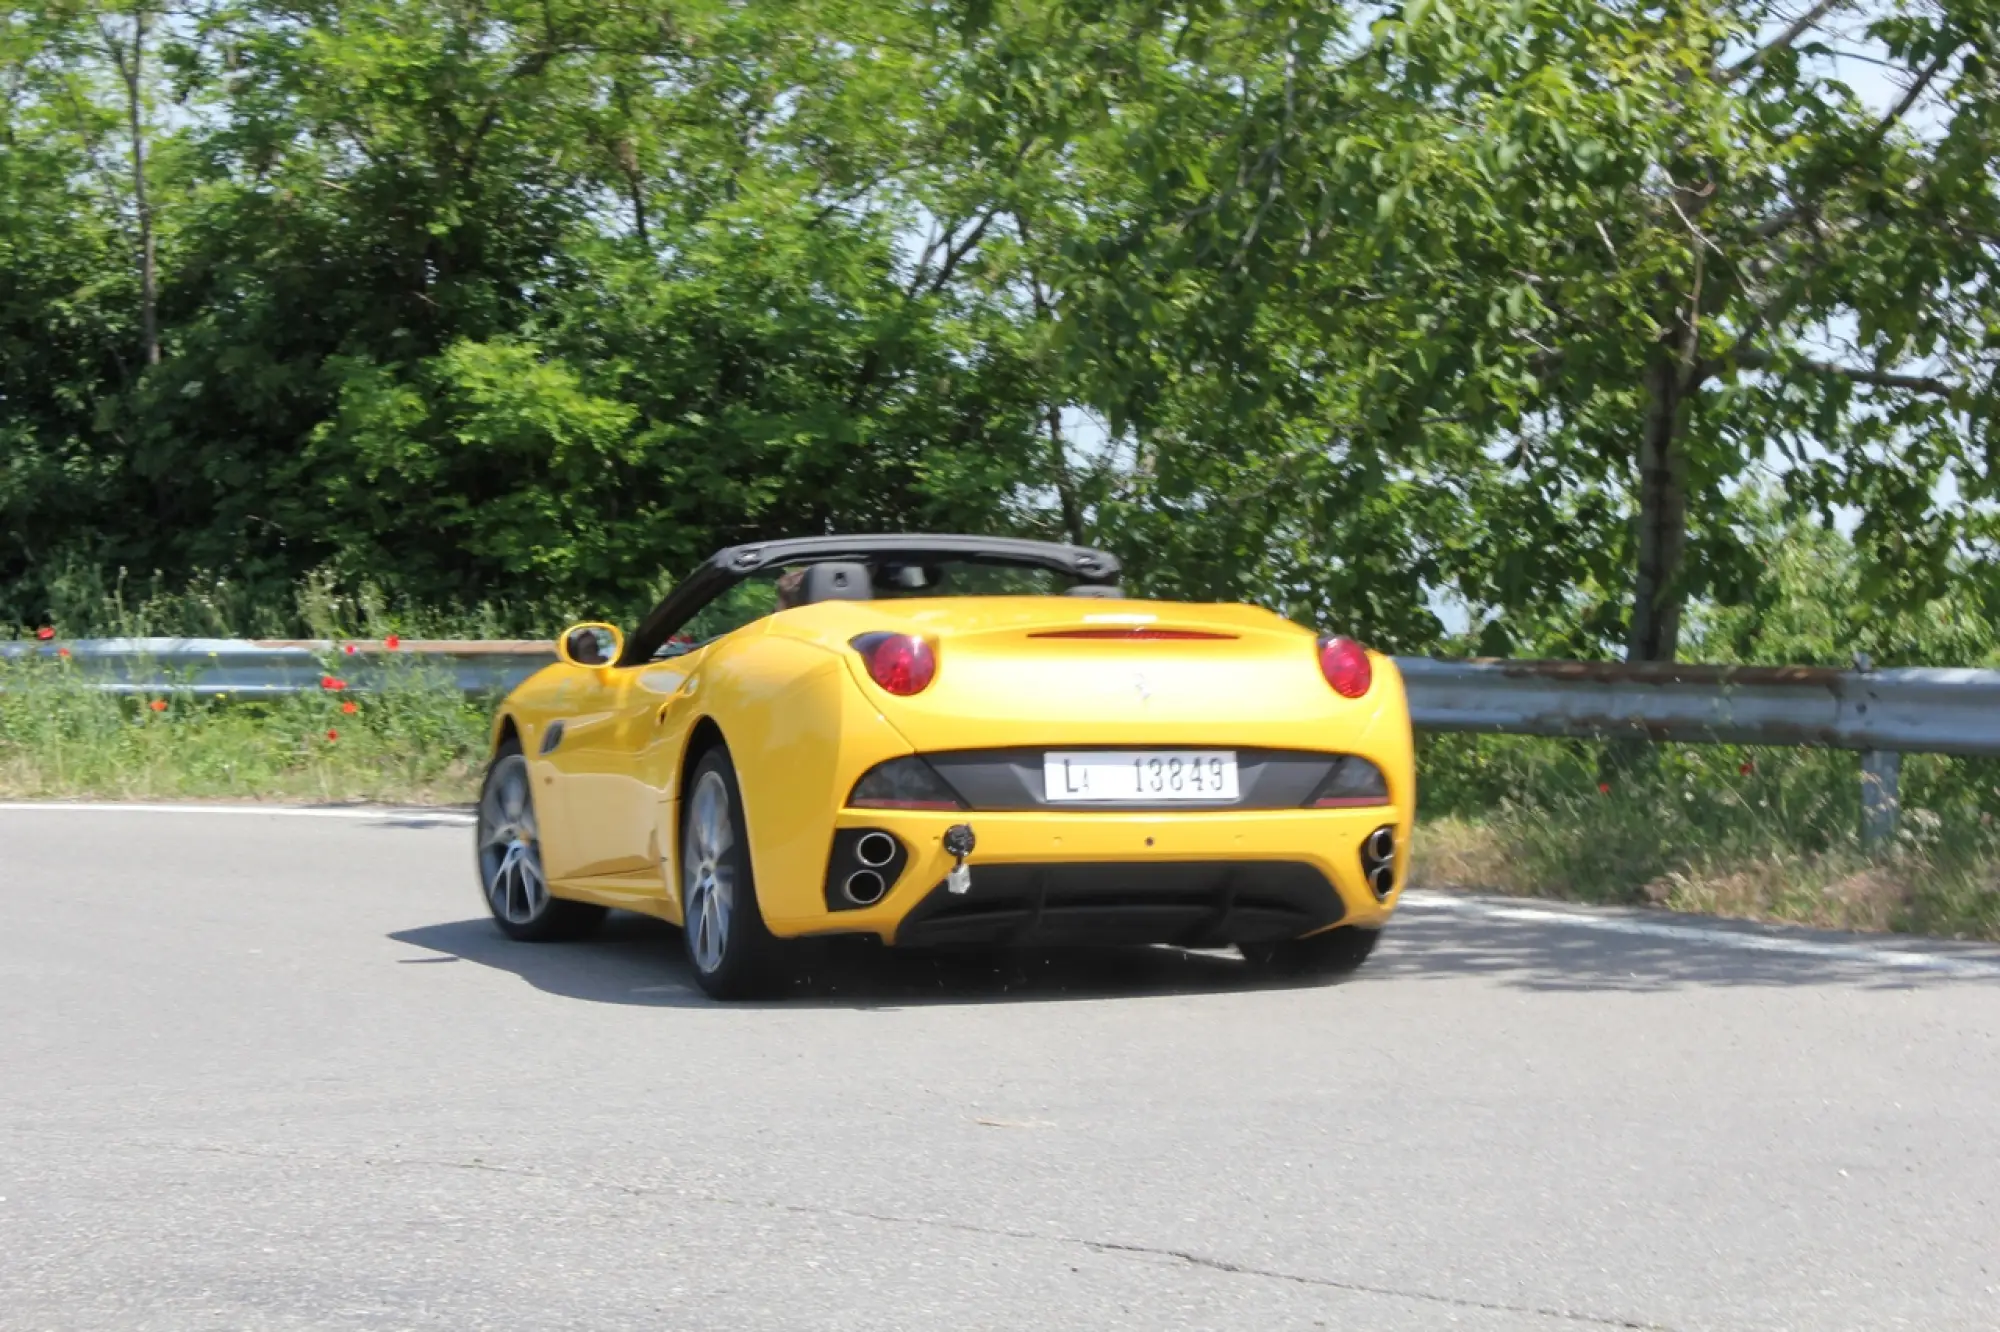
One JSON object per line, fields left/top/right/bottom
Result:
{"left": 4, "top": 806, "right": 1999, "bottom": 1332}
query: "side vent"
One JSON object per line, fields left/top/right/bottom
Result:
{"left": 538, "top": 720, "right": 566, "bottom": 755}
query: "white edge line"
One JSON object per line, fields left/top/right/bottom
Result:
{"left": 1400, "top": 890, "right": 2000, "bottom": 978}
{"left": 0, "top": 801, "right": 474, "bottom": 824}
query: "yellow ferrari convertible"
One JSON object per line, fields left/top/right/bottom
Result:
{"left": 477, "top": 535, "right": 1414, "bottom": 998}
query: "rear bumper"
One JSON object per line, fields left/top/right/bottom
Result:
{"left": 893, "top": 858, "right": 1343, "bottom": 947}
{"left": 768, "top": 806, "right": 1409, "bottom": 942}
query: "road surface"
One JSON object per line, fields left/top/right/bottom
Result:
{"left": 3, "top": 805, "right": 1998, "bottom": 1331}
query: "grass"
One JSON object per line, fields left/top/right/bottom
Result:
{"left": 0, "top": 649, "right": 491, "bottom": 805}
{"left": 1411, "top": 734, "right": 2000, "bottom": 942}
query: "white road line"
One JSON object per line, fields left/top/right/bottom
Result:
{"left": 0, "top": 801, "right": 474, "bottom": 824}
{"left": 1400, "top": 890, "right": 2000, "bottom": 978}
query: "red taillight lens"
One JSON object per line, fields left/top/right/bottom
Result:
{"left": 852, "top": 633, "right": 937, "bottom": 696}
{"left": 1317, "top": 636, "right": 1372, "bottom": 698}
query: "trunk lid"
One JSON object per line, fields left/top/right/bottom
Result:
{"left": 777, "top": 597, "right": 1396, "bottom": 749}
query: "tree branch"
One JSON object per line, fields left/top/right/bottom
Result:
{"left": 1747, "top": 46, "right": 1955, "bottom": 242}
{"left": 1724, "top": 0, "right": 1848, "bottom": 81}
{"left": 921, "top": 211, "right": 996, "bottom": 297}
{"left": 1874, "top": 47, "right": 1952, "bottom": 139}
{"left": 1734, "top": 347, "right": 1958, "bottom": 395}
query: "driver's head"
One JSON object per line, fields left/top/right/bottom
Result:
{"left": 774, "top": 567, "right": 807, "bottom": 610}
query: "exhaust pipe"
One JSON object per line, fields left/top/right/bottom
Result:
{"left": 855, "top": 831, "right": 898, "bottom": 868}
{"left": 1366, "top": 827, "right": 1396, "bottom": 864}
{"left": 843, "top": 869, "right": 887, "bottom": 906}
{"left": 1361, "top": 825, "right": 1397, "bottom": 900}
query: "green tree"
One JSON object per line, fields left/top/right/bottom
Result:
{"left": 1, "top": 0, "right": 1066, "bottom": 621}
{"left": 1036, "top": 0, "right": 2000, "bottom": 658}
{"left": 0, "top": 0, "right": 179, "bottom": 592}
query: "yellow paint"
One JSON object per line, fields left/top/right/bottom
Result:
{"left": 493, "top": 597, "right": 1417, "bottom": 939}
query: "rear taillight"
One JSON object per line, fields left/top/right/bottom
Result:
{"left": 851, "top": 633, "right": 937, "bottom": 696}
{"left": 1317, "top": 636, "right": 1372, "bottom": 698}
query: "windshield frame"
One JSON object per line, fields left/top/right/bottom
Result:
{"left": 616, "top": 534, "right": 1121, "bottom": 666}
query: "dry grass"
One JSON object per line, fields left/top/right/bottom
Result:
{"left": 1412, "top": 815, "right": 2000, "bottom": 941}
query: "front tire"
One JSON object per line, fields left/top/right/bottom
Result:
{"left": 476, "top": 741, "right": 607, "bottom": 942}
{"left": 1240, "top": 925, "right": 1380, "bottom": 981}
{"left": 680, "top": 746, "right": 785, "bottom": 1000}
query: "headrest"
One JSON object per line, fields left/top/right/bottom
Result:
{"left": 800, "top": 561, "right": 874, "bottom": 603}
{"left": 1066, "top": 583, "right": 1124, "bottom": 598}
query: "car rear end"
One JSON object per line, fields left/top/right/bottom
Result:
{"left": 779, "top": 598, "right": 1413, "bottom": 950}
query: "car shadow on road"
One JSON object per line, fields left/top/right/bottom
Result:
{"left": 390, "top": 899, "right": 2000, "bottom": 1008}
{"left": 1373, "top": 901, "right": 2000, "bottom": 993}
{"left": 387, "top": 912, "right": 1333, "bottom": 1009}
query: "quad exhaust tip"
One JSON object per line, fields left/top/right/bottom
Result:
{"left": 843, "top": 869, "right": 887, "bottom": 906}
{"left": 1366, "top": 827, "right": 1395, "bottom": 864}
{"left": 855, "top": 831, "right": 898, "bottom": 868}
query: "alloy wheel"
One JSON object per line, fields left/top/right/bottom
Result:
{"left": 478, "top": 755, "right": 549, "bottom": 926}
{"left": 683, "top": 768, "right": 736, "bottom": 973}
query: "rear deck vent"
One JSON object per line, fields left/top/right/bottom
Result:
{"left": 1027, "top": 628, "right": 1237, "bottom": 641}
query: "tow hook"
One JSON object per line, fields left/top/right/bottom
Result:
{"left": 943, "top": 823, "right": 976, "bottom": 894}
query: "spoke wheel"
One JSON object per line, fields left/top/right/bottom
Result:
{"left": 475, "top": 740, "right": 605, "bottom": 942}
{"left": 683, "top": 769, "right": 738, "bottom": 973}
{"left": 679, "top": 746, "right": 784, "bottom": 999}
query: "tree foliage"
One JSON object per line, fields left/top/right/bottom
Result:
{"left": 1032, "top": 0, "right": 2000, "bottom": 657}
{"left": 6, "top": 0, "right": 2000, "bottom": 659}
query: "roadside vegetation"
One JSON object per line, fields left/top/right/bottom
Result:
{"left": 6, "top": 528, "right": 2000, "bottom": 939}
{"left": 1413, "top": 529, "right": 2000, "bottom": 941}
{"left": 0, "top": 648, "right": 492, "bottom": 805}
{"left": 1413, "top": 740, "right": 2000, "bottom": 942}
{"left": 11, "top": 1, "right": 2000, "bottom": 670}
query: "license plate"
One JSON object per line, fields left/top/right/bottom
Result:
{"left": 1043, "top": 751, "right": 1239, "bottom": 802}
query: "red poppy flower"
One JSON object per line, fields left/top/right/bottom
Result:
{"left": 384, "top": 634, "right": 400, "bottom": 650}
{"left": 343, "top": 643, "right": 357, "bottom": 655}
{"left": 1739, "top": 761, "right": 1754, "bottom": 776}
{"left": 320, "top": 675, "right": 346, "bottom": 691}
{"left": 341, "top": 701, "right": 358, "bottom": 715}
{"left": 36, "top": 626, "right": 55, "bottom": 640}
{"left": 57, "top": 648, "right": 70, "bottom": 659}
{"left": 149, "top": 699, "right": 167, "bottom": 712}
{"left": 325, "top": 728, "right": 339, "bottom": 742}
{"left": 1598, "top": 782, "right": 1611, "bottom": 795}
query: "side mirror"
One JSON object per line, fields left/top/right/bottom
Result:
{"left": 557, "top": 622, "right": 624, "bottom": 668}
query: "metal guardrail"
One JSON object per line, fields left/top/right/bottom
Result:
{"left": 1399, "top": 656, "right": 2000, "bottom": 846}
{"left": 0, "top": 638, "right": 554, "bottom": 696}
{"left": 1398, "top": 657, "right": 2000, "bottom": 757}
{"left": 9, "top": 638, "right": 1999, "bottom": 843}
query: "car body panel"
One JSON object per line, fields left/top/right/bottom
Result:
{"left": 490, "top": 589, "right": 1415, "bottom": 943}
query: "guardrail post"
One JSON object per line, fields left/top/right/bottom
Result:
{"left": 1860, "top": 749, "right": 1901, "bottom": 850}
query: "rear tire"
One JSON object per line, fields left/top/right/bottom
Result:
{"left": 476, "top": 740, "right": 607, "bottom": 942}
{"left": 680, "top": 746, "right": 786, "bottom": 1000}
{"left": 1240, "top": 925, "right": 1380, "bottom": 981}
